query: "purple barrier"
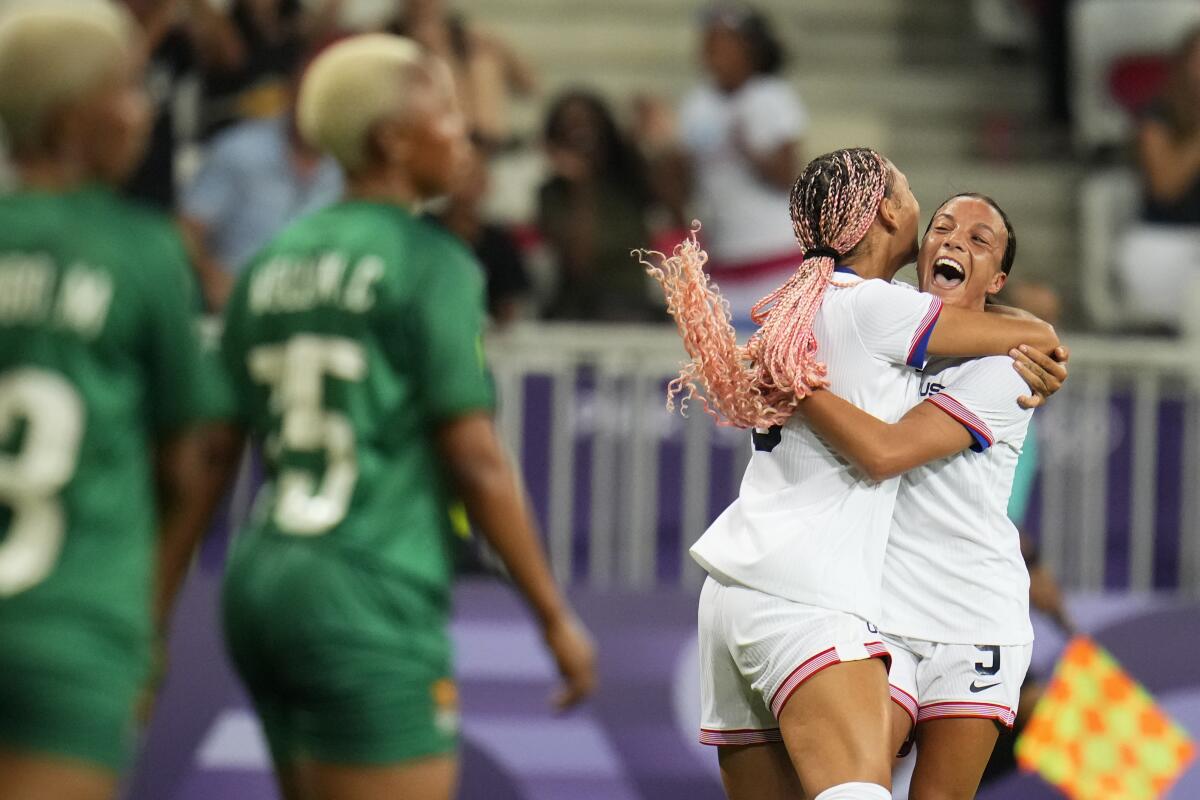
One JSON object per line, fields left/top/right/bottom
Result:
{"left": 513, "top": 374, "right": 1192, "bottom": 590}
{"left": 126, "top": 559, "right": 1200, "bottom": 800}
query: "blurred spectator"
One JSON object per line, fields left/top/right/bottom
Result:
{"left": 199, "top": 0, "right": 341, "bottom": 137}
{"left": 122, "top": 0, "right": 242, "bottom": 209}
{"left": 538, "top": 90, "right": 663, "bottom": 322}
{"left": 392, "top": 0, "right": 537, "bottom": 151}
{"left": 1025, "top": 0, "right": 1073, "bottom": 127}
{"left": 435, "top": 148, "right": 532, "bottom": 326}
{"left": 179, "top": 65, "right": 343, "bottom": 311}
{"left": 675, "top": 3, "right": 806, "bottom": 325}
{"left": 1117, "top": 26, "right": 1200, "bottom": 329}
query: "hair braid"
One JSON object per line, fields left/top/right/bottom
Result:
{"left": 638, "top": 147, "right": 891, "bottom": 429}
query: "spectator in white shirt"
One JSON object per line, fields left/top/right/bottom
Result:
{"left": 678, "top": 3, "right": 807, "bottom": 326}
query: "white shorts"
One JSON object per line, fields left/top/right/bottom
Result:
{"left": 698, "top": 574, "right": 889, "bottom": 746}
{"left": 883, "top": 632, "right": 1033, "bottom": 732}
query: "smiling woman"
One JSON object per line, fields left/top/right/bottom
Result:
{"left": 924, "top": 193, "right": 1017, "bottom": 295}
{"left": 792, "top": 193, "right": 1065, "bottom": 800}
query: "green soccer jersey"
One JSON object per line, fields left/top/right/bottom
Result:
{"left": 0, "top": 184, "right": 227, "bottom": 652}
{"left": 221, "top": 200, "right": 495, "bottom": 602}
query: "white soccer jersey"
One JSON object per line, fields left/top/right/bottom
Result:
{"left": 880, "top": 355, "right": 1035, "bottom": 645}
{"left": 690, "top": 269, "right": 943, "bottom": 623}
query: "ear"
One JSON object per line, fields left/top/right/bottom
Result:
{"left": 986, "top": 270, "right": 1008, "bottom": 297}
{"left": 368, "top": 117, "right": 412, "bottom": 169}
{"left": 876, "top": 193, "right": 901, "bottom": 234}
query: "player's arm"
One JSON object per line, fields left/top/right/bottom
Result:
{"left": 797, "top": 392, "right": 973, "bottom": 481}
{"left": 152, "top": 422, "right": 244, "bottom": 633}
{"left": 437, "top": 413, "right": 596, "bottom": 709}
{"left": 927, "top": 304, "right": 1059, "bottom": 358}
{"left": 852, "top": 280, "right": 1061, "bottom": 371}
{"left": 413, "top": 239, "right": 595, "bottom": 709}
{"left": 145, "top": 224, "right": 244, "bottom": 633}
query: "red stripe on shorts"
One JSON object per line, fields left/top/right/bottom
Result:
{"left": 917, "top": 701, "right": 1016, "bottom": 729}
{"left": 699, "top": 727, "right": 784, "bottom": 746}
{"left": 770, "top": 642, "right": 891, "bottom": 720}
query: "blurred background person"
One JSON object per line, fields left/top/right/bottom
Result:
{"left": 1117, "top": 26, "right": 1200, "bottom": 331}
{"left": 178, "top": 57, "right": 343, "bottom": 312}
{"left": 0, "top": 4, "right": 230, "bottom": 799}
{"left": 121, "top": 0, "right": 242, "bottom": 210}
{"left": 197, "top": 0, "right": 341, "bottom": 138}
{"left": 435, "top": 147, "right": 532, "bottom": 327}
{"left": 675, "top": 2, "right": 806, "bottom": 326}
{"left": 391, "top": 0, "right": 537, "bottom": 152}
{"left": 538, "top": 89, "right": 664, "bottom": 322}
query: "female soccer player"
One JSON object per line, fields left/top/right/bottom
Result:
{"left": 644, "top": 148, "right": 1060, "bottom": 800}
{"left": 218, "top": 35, "right": 595, "bottom": 800}
{"left": 797, "top": 194, "right": 1053, "bottom": 799}
{"left": 0, "top": 4, "right": 230, "bottom": 799}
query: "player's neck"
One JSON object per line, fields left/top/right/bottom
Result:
{"left": 839, "top": 256, "right": 894, "bottom": 282}
{"left": 840, "top": 226, "right": 906, "bottom": 282}
{"left": 345, "top": 171, "right": 423, "bottom": 211}
{"left": 14, "top": 156, "right": 88, "bottom": 192}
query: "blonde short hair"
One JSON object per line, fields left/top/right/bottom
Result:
{"left": 297, "top": 34, "right": 432, "bottom": 174}
{"left": 0, "top": 1, "right": 136, "bottom": 151}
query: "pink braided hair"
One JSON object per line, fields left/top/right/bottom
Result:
{"left": 637, "top": 148, "right": 892, "bottom": 429}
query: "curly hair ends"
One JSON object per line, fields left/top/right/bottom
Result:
{"left": 638, "top": 148, "right": 890, "bottom": 430}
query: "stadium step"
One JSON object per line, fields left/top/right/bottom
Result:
{"left": 463, "top": 0, "right": 1083, "bottom": 324}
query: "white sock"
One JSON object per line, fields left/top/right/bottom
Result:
{"left": 813, "top": 782, "right": 891, "bottom": 800}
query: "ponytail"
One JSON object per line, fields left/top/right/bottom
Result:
{"left": 639, "top": 148, "right": 891, "bottom": 429}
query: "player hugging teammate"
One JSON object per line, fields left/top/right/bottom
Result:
{"left": 644, "top": 149, "right": 1068, "bottom": 800}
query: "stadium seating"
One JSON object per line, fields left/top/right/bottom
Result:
{"left": 1069, "top": 0, "right": 1200, "bottom": 154}
{"left": 1078, "top": 167, "right": 1142, "bottom": 329}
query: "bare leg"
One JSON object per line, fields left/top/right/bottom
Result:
{"left": 0, "top": 750, "right": 117, "bottom": 800}
{"left": 889, "top": 698, "right": 914, "bottom": 758}
{"left": 307, "top": 755, "right": 458, "bottom": 800}
{"left": 718, "top": 742, "right": 806, "bottom": 800}
{"left": 776, "top": 659, "right": 892, "bottom": 797}
{"left": 909, "top": 718, "right": 1000, "bottom": 800}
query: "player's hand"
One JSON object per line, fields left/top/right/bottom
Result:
{"left": 1013, "top": 344, "right": 1069, "bottom": 409}
{"left": 542, "top": 612, "right": 597, "bottom": 711}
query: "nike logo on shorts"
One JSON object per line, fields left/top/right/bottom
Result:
{"left": 969, "top": 680, "right": 1000, "bottom": 693}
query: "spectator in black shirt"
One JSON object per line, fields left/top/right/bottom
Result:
{"left": 197, "top": 0, "right": 341, "bottom": 138}
{"left": 436, "top": 148, "right": 531, "bottom": 326}
{"left": 121, "top": 0, "right": 241, "bottom": 209}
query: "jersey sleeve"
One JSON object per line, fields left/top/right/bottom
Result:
{"left": 141, "top": 225, "right": 235, "bottom": 431}
{"left": 406, "top": 237, "right": 496, "bottom": 421}
{"left": 847, "top": 279, "right": 943, "bottom": 369}
{"left": 925, "top": 357, "right": 1033, "bottom": 453}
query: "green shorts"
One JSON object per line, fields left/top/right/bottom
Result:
{"left": 0, "top": 614, "right": 146, "bottom": 772}
{"left": 222, "top": 537, "right": 457, "bottom": 767}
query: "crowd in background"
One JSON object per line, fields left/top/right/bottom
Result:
{"left": 110, "top": 0, "right": 818, "bottom": 327}
{"left": 100, "top": 0, "right": 1200, "bottom": 332}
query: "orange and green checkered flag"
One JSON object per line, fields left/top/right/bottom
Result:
{"left": 1016, "top": 636, "right": 1196, "bottom": 799}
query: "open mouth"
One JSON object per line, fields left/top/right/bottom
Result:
{"left": 932, "top": 256, "right": 966, "bottom": 289}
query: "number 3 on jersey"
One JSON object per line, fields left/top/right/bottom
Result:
{"left": 248, "top": 335, "right": 366, "bottom": 536}
{"left": 0, "top": 369, "right": 84, "bottom": 596}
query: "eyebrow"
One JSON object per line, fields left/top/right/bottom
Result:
{"left": 933, "top": 213, "right": 999, "bottom": 239}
